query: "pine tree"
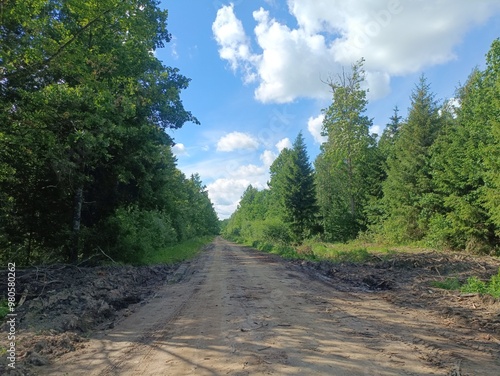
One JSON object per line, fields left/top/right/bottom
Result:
{"left": 482, "top": 39, "right": 500, "bottom": 240}
{"left": 283, "top": 132, "right": 319, "bottom": 241}
{"left": 379, "top": 106, "right": 403, "bottom": 163}
{"left": 428, "top": 70, "right": 493, "bottom": 249}
{"left": 381, "top": 75, "right": 442, "bottom": 243}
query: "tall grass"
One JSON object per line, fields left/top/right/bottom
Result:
{"left": 141, "top": 236, "right": 214, "bottom": 265}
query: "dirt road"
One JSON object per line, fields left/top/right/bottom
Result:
{"left": 40, "top": 238, "right": 499, "bottom": 375}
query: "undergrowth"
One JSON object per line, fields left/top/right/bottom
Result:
{"left": 0, "top": 299, "right": 9, "bottom": 320}
{"left": 431, "top": 269, "right": 500, "bottom": 299}
{"left": 141, "top": 236, "right": 215, "bottom": 265}
{"left": 235, "top": 237, "right": 374, "bottom": 263}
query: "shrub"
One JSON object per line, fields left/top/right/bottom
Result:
{"left": 461, "top": 276, "right": 487, "bottom": 294}
{"left": 86, "top": 207, "right": 178, "bottom": 264}
{"left": 262, "top": 219, "right": 292, "bottom": 245}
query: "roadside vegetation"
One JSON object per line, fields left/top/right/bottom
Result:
{"left": 0, "top": 299, "right": 9, "bottom": 320}
{"left": 223, "top": 39, "right": 500, "bottom": 299}
{"left": 0, "top": 1, "right": 219, "bottom": 266}
{"left": 141, "top": 236, "right": 215, "bottom": 265}
{"left": 432, "top": 269, "right": 500, "bottom": 298}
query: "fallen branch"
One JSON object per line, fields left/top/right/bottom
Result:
{"left": 97, "top": 246, "right": 118, "bottom": 265}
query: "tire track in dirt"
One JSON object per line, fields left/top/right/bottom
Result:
{"left": 38, "top": 238, "right": 500, "bottom": 375}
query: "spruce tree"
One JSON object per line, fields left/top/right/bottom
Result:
{"left": 482, "top": 39, "right": 500, "bottom": 239}
{"left": 381, "top": 75, "right": 442, "bottom": 243}
{"left": 283, "top": 132, "right": 319, "bottom": 241}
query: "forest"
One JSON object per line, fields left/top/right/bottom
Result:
{"left": 223, "top": 39, "right": 500, "bottom": 255}
{"left": 0, "top": 0, "right": 219, "bottom": 265}
{"left": 1, "top": 1, "right": 499, "bottom": 268}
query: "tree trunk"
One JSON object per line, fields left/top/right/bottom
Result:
{"left": 70, "top": 186, "right": 83, "bottom": 263}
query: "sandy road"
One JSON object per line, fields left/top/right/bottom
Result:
{"left": 40, "top": 237, "right": 500, "bottom": 375}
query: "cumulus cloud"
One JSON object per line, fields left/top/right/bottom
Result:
{"left": 213, "top": 0, "right": 500, "bottom": 103}
{"left": 276, "top": 137, "right": 292, "bottom": 152}
{"left": 207, "top": 171, "right": 269, "bottom": 219}
{"left": 260, "top": 150, "right": 276, "bottom": 167}
{"left": 216, "top": 131, "right": 259, "bottom": 152}
{"left": 212, "top": 3, "right": 259, "bottom": 83}
{"left": 207, "top": 178, "right": 251, "bottom": 218}
{"left": 307, "top": 114, "right": 327, "bottom": 144}
{"left": 172, "top": 143, "right": 188, "bottom": 156}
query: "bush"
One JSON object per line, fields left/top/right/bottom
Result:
{"left": 487, "top": 270, "right": 500, "bottom": 298}
{"left": 432, "top": 269, "right": 500, "bottom": 299}
{"left": 262, "top": 219, "right": 292, "bottom": 245}
{"left": 86, "top": 207, "right": 178, "bottom": 264}
{"left": 461, "top": 276, "right": 487, "bottom": 294}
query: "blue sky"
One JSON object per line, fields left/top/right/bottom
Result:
{"left": 157, "top": 0, "right": 500, "bottom": 219}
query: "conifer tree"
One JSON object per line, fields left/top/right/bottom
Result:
{"left": 283, "top": 132, "right": 318, "bottom": 240}
{"left": 381, "top": 76, "right": 442, "bottom": 243}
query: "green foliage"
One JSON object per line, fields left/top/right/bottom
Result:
{"left": 379, "top": 75, "right": 443, "bottom": 243}
{"left": 328, "top": 248, "right": 371, "bottom": 263}
{"left": 142, "top": 236, "right": 214, "bottom": 265}
{"left": 430, "top": 278, "right": 461, "bottom": 291}
{"left": 90, "top": 207, "right": 178, "bottom": 264}
{"left": 0, "top": 300, "right": 9, "bottom": 320}
{"left": 315, "top": 59, "right": 382, "bottom": 242}
{"left": 486, "top": 270, "right": 500, "bottom": 298}
{"left": 460, "top": 276, "right": 487, "bottom": 295}
{"left": 481, "top": 39, "right": 500, "bottom": 236}
{"left": 460, "top": 270, "right": 500, "bottom": 298}
{"left": 269, "top": 132, "right": 318, "bottom": 241}
{"left": 261, "top": 219, "right": 293, "bottom": 245}
{"left": 0, "top": 0, "right": 218, "bottom": 265}
{"left": 431, "top": 269, "right": 500, "bottom": 299}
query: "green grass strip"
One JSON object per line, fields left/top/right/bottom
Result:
{"left": 142, "top": 236, "right": 215, "bottom": 265}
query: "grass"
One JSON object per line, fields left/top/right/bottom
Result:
{"left": 430, "top": 277, "right": 461, "bottom": 290}
{"left": 0, "top": 299, "right": 9, "bottom": 320}
{"left": 431, "top": 268, "right": 500, "bottom": 299}
{"left": 239, "top": 237, "right": 376, "bottom": 263}
{"left": 141, "top": 236, "right": 215, "bottom": 265}
{"left": 228, "top": 235, "right": 431, "bottom": 264}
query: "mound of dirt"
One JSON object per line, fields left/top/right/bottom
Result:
{"left": 297, "top": 250, "right": 500, "bottom": 332}
{"left": 0, "top": 261, "right": 189, "bottom": 375}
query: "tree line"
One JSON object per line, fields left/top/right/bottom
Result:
{"left": 0, "top": 0, "right": 219, "bottom": 265}
{"left": 224, "top": 39, "right": 500, "bottom": 253}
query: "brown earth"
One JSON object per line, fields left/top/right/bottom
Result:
{"left": 3, "top": 237, "right": 500, "bottom": 375}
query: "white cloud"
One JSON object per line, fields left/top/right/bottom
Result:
{"left": 260, "top": 150, "right": 276, "bottom": 167}
{"left": 170, "top": 36, "right": 179, "bottom": 59}
{"left": 276, "top": 137, "right": 292, "bottom": 152}
{"left": 370, "top": 124, "right": 382, "bottom": 137}
{"left": 216, "top": 131, "right": 259, "bottom": 152}
{"left": 212, "top": 4, "right": 259, "bottom": 83}
{"left": 213, "top": 1, "right": 500, "bottom": 103}
{"left": 307, "top": 114, "right": 327, "bottom": 144}
{"left": 172, "top": 143, "right": 188, "bottom": 156}
{"left": 230, "top": 164, "right": 266, "bottom": 179}
{"left": 207, "top": 178, "right": 251, "bottom": 218}
{"left": 207, "top": 171, "right": 269, "bottom": 219}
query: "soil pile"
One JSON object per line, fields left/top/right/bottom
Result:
{"left": 0, "top": 262, "right": 186, "bottom": 375}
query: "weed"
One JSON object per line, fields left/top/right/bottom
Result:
{"left": 461, "top": 276, "right": 487, "bottom": 294}
{"left": 430, "top": 278, "right": 461, "bottom": 290}
{"left": 0, "top": 299, "right": 9, "bottom": 320}
{"left": 431, "top": 268, "right": 500, "bottom": 299}
{"left": 486, "top": 270, "right": 500, "bottom": 298}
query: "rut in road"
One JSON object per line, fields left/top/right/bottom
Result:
{"left": 40, "top": 237, "right": 500, "bottom": 375}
